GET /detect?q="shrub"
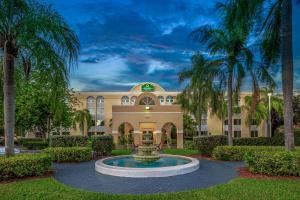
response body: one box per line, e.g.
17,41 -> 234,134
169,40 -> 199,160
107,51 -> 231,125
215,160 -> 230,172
0,153 -> 52,181
245,151 -> 300,176
212,146 -> 292,161
49,135 -> 88,147
184,140 -> 195,150
43,147 -> 92,162
22,141 -> 49,150
92,135 -> 113,156
193,136 -> 227,155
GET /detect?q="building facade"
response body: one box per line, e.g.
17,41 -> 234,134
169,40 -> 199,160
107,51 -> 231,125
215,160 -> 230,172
71,82 -> 267,148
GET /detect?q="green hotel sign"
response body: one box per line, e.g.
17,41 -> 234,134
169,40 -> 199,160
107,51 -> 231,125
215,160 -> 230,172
141,83 -> 155,92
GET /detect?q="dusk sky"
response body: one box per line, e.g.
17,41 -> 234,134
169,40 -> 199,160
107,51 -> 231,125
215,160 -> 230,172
45,0 -> 300,92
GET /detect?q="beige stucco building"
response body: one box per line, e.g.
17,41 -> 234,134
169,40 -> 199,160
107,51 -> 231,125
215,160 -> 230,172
71,82 -> 267,148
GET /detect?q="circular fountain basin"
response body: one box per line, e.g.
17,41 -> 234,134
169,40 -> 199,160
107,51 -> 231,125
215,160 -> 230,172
95,154 -> 199,177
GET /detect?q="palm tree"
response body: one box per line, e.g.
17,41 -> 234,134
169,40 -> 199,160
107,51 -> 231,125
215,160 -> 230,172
72,109 -> 92,136
178,54 -> 216,136
227,0 -> 296,150
0,0 -> 79,155
242,88 -> 283,136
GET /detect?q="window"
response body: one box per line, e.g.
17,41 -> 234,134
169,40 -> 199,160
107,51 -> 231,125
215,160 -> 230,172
201,119 -> 207,125
251,130 -> 258,137
166,96 -> 173,104
224,119 -> 228,125
87,96 -> 95,115
131,96 -> 137,104
158,96 -> 164,104
96,96 -> 104,122
224,131 -> 228,136
200,131 -> 208,136
251,119 -> 258,125
121,96 -> 130,105
234,131 -> 241,138
234,119 -> 241,125
139,97 -> 155,105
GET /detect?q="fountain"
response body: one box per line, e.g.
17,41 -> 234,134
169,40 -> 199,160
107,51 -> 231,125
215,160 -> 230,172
95,132 -> 200,177
133,132 -> 159,162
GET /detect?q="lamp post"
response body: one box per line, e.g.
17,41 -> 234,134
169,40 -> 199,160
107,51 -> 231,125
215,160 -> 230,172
267,93 -> 272,137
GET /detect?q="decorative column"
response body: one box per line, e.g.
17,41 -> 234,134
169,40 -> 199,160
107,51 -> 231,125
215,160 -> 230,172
133,131 -> 142,146
111,130 -> 119,144
177,130 -> 184,149
154,130 -> 162,145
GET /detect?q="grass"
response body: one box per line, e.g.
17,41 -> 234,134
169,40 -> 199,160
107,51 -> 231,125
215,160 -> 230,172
111,149 -> 132,156
163,148 -> 199,156
0,177 -> 300,200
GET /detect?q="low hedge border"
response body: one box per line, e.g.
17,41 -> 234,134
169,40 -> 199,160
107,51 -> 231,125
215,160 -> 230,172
21,141 -> 49,150
212,146 -> 298,161
43,147 -> 92,162
49,135 -> 88,147
244,151 -> 300,176
0,153 -> 52,181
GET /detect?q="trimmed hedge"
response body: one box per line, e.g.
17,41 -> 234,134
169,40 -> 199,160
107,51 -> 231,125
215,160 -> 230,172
194,131 -> 300,155
0,153 -> 52,181
194,136 -> 227,155
212,146 -> 294,161
245,151 -> 300,176
49,135 -> 88,147
43,147 -> 92,162
92,135 -> 113,156
22,141 -> 48,150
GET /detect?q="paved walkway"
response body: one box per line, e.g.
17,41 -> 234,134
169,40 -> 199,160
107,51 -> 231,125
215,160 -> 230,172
53,158 -> 245,194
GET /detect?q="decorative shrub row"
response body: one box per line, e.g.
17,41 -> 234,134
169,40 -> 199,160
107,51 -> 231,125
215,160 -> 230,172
244,151 -> 300,176
193,136 -> 227,155
193,131 -> 300,155
49,135 -> 88,147
0,153 -> 52,181
21,141 -> 49,150
43,147 -> 92,162
212,146 -> 293,161
92,135 -> 114,156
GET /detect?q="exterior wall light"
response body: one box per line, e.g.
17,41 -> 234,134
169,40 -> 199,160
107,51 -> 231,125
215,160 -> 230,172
145,106 -> 150,110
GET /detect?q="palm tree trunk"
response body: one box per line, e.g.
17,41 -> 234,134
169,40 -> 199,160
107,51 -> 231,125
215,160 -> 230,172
227,72 -> 233,145
281,0 -> 294,151
3,42 -> 16,156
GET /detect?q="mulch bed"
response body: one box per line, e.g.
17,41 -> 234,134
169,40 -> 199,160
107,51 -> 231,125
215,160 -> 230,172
0,170 -> 55,184
238,167 -> 300,180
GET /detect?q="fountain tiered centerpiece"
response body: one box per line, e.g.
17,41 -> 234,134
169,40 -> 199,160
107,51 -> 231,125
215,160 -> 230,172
133,132 -> 160,162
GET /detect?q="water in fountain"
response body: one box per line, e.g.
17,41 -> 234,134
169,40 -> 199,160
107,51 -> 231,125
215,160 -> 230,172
133,132 -> 160,162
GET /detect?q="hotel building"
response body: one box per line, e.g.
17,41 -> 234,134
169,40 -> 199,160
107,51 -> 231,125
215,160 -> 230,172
71,82 -> 267,148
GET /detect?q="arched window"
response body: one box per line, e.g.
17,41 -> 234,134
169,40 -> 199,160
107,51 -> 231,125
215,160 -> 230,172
131,96 -> 137,104
166,96 -> 173,104
87,96 -> 95,115
121,96 -> 130,105
139,97 -> 155,105
96,96 -> 104,122
158,96 -> 164,104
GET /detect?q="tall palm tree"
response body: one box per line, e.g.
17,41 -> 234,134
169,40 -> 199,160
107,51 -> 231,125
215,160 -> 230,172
0,0 -> 79,156
228,0 -> 296,150
178,54 -> 217,136
72,109 -> 92,136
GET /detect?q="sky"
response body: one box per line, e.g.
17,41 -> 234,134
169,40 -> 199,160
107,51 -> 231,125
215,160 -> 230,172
45,0 -> 300,92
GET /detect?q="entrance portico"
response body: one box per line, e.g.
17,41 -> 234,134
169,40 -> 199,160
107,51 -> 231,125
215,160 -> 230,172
111,92 -> 183,148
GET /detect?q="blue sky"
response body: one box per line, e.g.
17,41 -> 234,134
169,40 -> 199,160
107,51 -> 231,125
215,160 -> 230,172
45,0 -> 300,92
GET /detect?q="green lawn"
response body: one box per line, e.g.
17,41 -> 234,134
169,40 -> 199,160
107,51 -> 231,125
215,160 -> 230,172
162,148 -> 199,156
0,177 -> 300,200
111,149 -> 133,156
